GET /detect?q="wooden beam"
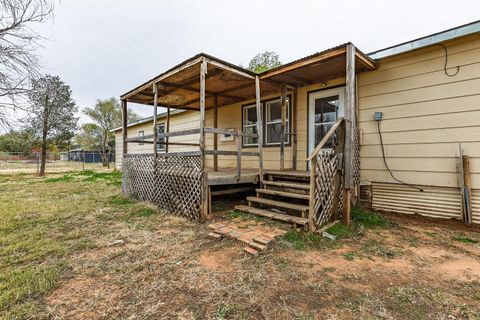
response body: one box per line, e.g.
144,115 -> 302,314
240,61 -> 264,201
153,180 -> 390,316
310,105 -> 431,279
261,48 -> 346,79
165,107 -> 170,153
308,156 -> 316,231
206,58 -> 255,79
355,51 -> 377,70
205,150 -> 259,157
121,100 -> 128,157
152,84 -> 158,158
292,88 -> 298,170
255,76 -> 264,186
159,81 -> 243,100
280,83 -> 287,171
236,132 -> 242,181
199,58 -> 207,223
213,95 -> 218,171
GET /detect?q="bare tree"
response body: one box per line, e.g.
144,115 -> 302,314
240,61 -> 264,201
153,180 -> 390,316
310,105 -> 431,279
0,0 -> 54,129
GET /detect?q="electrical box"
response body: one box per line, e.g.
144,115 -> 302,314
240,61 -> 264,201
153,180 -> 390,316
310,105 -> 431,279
374,112 -> 383,121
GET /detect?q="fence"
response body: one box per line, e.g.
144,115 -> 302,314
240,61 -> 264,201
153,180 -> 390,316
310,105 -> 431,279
0,151 -> 115,174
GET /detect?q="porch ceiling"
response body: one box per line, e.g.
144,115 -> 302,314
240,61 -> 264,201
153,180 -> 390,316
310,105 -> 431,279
121,53 -> 279,110
121,44 -> 377,110
259,43 -> 377,86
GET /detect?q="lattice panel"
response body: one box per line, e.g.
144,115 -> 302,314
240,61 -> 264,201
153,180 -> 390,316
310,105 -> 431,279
313,150 -> 339,226
122,155 -> 202,221
351,128 -> 361,205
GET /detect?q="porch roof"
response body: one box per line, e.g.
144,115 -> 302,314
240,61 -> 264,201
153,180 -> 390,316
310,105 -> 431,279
120,43 -> 376,110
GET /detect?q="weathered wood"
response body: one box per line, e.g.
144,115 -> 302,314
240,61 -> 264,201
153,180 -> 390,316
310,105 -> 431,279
204,127 -> 238,136
331,121 -> 346,221
316,220 -> 340,234
307,118 -> 344,161
206,58 -> 255,79
213,95 -> 218,171
236,132 -> 242,181
126,140 -> 199,147
280,83 -> 287,171
204,150 -> 259,157
234,205 -> 308,226
342,189 -> 351,225
247,196 -> 308,212
292,88 -> 298,170
344,43 -> 356,190
199,58 -> 208,223
264,170 -> 310,178
152,83 -> 159,158
157,128 -> 201,139
256,188 -> 309,200
121,100 -> 128,156
462,154 -> 473,224
308,156 -> 316,230
211,186 -> 254,196
165,107 -> 170,153
255,76 -> 264,186
262,180 -> 310,190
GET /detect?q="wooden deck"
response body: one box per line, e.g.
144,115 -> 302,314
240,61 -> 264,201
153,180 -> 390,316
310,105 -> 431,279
206,167 -> 259,185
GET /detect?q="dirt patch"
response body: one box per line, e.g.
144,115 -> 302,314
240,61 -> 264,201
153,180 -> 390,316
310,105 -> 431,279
46,276 -> 125,319
198,246 -> 239,272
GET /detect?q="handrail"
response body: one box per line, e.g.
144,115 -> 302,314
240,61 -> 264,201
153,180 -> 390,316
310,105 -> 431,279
307,118 -> 344,161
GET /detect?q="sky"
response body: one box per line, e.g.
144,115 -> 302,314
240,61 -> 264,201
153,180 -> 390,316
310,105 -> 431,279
27,0 -> 480,124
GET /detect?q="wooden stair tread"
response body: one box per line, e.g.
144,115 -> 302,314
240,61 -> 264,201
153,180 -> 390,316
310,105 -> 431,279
247,196 -> 309,212
264,170 -> 310,178
235,205 -> 308,225
256,188 -> 309,200
263,180 -> 310,190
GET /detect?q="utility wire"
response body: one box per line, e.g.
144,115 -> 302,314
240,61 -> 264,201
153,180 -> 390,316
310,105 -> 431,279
377,121 -> 424,192
437,44 -> 460,77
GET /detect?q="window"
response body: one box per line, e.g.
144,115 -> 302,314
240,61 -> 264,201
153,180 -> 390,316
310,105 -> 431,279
314,95 -> 338,149
242,104 -> 259,146
138,131 -> 144,145
266,98 -> 289,145
157,123 -> 165,152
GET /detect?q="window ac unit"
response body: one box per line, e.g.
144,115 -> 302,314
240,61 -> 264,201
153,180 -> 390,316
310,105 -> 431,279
219,129 -> 235,142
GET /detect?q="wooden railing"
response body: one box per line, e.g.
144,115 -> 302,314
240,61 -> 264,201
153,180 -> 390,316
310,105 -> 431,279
126,127 -> 259,181
307,118 -> 345,231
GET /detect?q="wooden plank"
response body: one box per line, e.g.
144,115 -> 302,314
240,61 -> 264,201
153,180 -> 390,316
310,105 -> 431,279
204,150 -> 259,157
345,43 -> 356,192
280,83 -> 287,171
342,189 -> 351,225
165,107 -> 170,153
204,127 -> 238,136
264,170 -> 310,178
211,186 -> 254,196
199,58 -> 207,223
255,76 -> 264,186
157,128 -> 201,138
126,140 -> 199,146
308,156 -> 316,231
263,180 -> 310,190
316,220 -> 340,233
256,188 -> 309,200
234,205 -> 308,225
246,196 -> 309,212
307,118 -> 344,161
236,132 -> 242,181
292,88 -> 298,170
121,100 -> 128,156
153,83 -> 158,158
462,154 -> 473,224
206,58 -> 255,79
213,95 -> 218,171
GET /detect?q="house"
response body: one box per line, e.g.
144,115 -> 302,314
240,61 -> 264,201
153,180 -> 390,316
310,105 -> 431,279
63,148 -> 115,163
113,20 -> 480,228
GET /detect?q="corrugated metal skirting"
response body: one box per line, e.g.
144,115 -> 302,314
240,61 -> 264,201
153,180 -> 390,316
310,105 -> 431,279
371,182 -> 467,221
471,189 -> 480,225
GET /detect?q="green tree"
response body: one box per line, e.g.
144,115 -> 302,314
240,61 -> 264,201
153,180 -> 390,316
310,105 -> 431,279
247,51 -> 282,73
23,75 -> 78,175
79,97 -> 140,167
0,130 -> 36,154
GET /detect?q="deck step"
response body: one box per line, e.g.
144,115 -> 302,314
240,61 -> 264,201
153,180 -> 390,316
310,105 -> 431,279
246,196 -> 309,212
263,180 -> 310,190
256,188 -> 309,200
264,170 -> 310,178
235,205 -> 308,225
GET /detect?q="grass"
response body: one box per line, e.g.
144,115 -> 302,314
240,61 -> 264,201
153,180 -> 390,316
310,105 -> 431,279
327,207 -> 393,239
452,235 -> 478,244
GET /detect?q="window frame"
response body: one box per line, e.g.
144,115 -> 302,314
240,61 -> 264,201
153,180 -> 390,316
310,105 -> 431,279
265,97 -> 291,146
240,94 -> 293,148
138,130 -> 144,145
242,103 -> 261,147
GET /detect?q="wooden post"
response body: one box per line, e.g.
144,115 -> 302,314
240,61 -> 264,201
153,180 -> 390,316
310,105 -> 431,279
121,99 -> 128,157
213,94 -> 219,171
153,83 -> 159,158
343,43 -> 356,225
280,83 -> 287,171
236,132 -> 242,181
308,157 -> 316,231
462,154 -> 473,224
165,106 -> 170,153
292,88 -> 298,171
255,76 -> 264,186
199,58 -> 208,223
332,121 -> 345,221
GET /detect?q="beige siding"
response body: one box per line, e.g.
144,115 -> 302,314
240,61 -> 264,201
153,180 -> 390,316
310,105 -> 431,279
358,34 -> 480,222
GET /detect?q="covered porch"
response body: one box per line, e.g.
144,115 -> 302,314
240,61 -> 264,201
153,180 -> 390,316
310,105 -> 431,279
120,44 -> 376,229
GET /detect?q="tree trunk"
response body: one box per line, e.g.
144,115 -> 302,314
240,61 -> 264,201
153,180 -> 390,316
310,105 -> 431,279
39,133 -> 47,176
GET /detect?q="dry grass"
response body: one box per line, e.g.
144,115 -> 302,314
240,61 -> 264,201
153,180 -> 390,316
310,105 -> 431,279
1,171 -> 480,319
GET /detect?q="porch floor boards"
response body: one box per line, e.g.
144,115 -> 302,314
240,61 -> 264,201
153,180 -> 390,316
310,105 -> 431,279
205,167 -> 259,186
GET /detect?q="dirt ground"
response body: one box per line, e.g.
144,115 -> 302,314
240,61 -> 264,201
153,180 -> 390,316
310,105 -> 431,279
1,172 -> 479,320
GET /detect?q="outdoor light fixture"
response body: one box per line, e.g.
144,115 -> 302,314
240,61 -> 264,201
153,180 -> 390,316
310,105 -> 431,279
321,81 -> 327,87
